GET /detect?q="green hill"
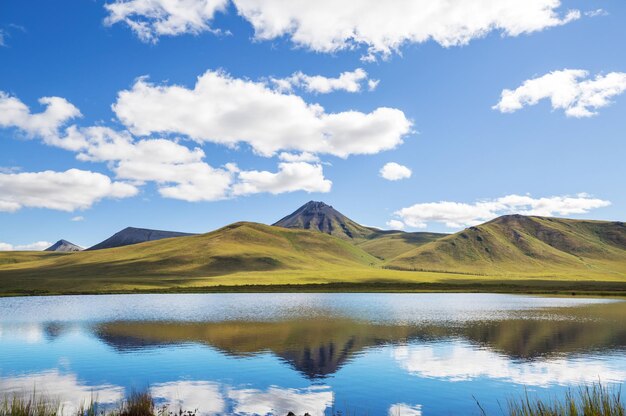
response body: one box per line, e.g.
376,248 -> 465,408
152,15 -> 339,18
1,213 -> 625,296
387,215 -> 626,277
356,230 -> 446,260
0,222 -> 385,294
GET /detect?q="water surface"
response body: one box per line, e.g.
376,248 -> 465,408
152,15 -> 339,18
1,293 -> 625,415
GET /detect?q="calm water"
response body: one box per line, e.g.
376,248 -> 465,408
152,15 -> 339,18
0,293 -> 625,415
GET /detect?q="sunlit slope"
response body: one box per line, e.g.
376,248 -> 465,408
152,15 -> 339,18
387,215 -> 626,276
356,231 -> 446,260
0,222 -> 380,290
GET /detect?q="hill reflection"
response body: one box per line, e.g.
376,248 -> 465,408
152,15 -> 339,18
94,301 -> 626,379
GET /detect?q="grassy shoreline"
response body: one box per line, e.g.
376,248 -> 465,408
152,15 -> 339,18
1,280 -> 626,298
2,383 -> 624,415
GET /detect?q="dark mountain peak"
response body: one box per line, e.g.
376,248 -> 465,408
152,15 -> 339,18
273,201 -> 374,240
87,227 -> 196,251
302,200 -> 332,210
45,240 -> 83,252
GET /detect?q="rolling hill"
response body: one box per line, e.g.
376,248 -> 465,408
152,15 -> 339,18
0,205 -> 625,296
0,222 -> 383,294
387,214 -> 626,276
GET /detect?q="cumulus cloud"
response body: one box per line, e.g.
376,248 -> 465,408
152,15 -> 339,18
0,93 -> 81,144
386,220 -> 405,231
71,216 -> 85,222
0,241 -> 53,251
233,162 -> 331,195
392,193 -> 611,229
104,0 -> 229,43
278,152 -> 320,163
494,69 -> 626,117
271,68 -> 376,94
235,0 -> 579,59
0,169 -> 138,212
105,0 -> 580,60
0,92 -> 336,203
380,162 -> 412,181
113,71 -> 411,157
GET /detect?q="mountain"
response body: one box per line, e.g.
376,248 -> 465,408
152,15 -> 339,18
45,240 -> 83,252
273,201 -> 376,240
387,215 -> 626,275
273,201 -> 446,258
87,227 -> 196,251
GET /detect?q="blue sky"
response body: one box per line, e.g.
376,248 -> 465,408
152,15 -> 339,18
1,0 -> 625,249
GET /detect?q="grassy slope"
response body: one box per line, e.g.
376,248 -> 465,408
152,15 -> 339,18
387,215 -> 626,279
1,217 -> 625,296
356,231 -> 446,260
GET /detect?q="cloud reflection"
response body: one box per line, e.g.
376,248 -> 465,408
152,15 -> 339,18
393,341 -> 626,387
388,403 -> 422,416
150,381 -> 225,415
228,385 -> 333,416
0,370 -> 124,414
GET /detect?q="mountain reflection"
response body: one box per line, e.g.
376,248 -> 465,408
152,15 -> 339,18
94,301 -> 626,379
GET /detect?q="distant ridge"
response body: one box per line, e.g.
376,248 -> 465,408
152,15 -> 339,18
273,201 -> 376,240
87,227 -> 196,251
45,239 -> 83,252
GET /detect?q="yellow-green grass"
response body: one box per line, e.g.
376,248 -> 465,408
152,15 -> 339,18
387,216 -> 626,276
355,231 -> 445,260
1,219 -> 625,296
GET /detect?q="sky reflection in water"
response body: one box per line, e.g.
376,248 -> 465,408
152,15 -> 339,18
0,293 -> 625,415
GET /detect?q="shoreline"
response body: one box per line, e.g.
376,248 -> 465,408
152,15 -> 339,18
2,280 -> 626,298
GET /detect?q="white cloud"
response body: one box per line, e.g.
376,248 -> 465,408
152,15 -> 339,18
368,79 -> 380,91
0,92 -> 81,144
228,386 -> 333,416
71,216 -> 85,222
0,241 -> 52,251
386,220 -> 406,231
233,162 -> 331,196
585,9 -> 608,18
278,152 -> 320,163
112,70 -> 411,157
393,193 -> 611,229
494,69 -> 626,117
0,169 -> 138,212
104,1 -> 580,60
104,0 -> 229,43
234,0 -> 579,59
380,162 -> 412,181
0,30 -> 5,47
271,68 -> 374,94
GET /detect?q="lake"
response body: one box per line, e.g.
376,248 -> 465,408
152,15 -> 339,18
0,293 -> 625,415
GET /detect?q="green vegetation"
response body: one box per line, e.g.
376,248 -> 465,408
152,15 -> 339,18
485,383 -> 625,416
0,216 -> 625,296
388,215 -> 626,277
355,230 -> 445,260
2,384 -> 624,416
